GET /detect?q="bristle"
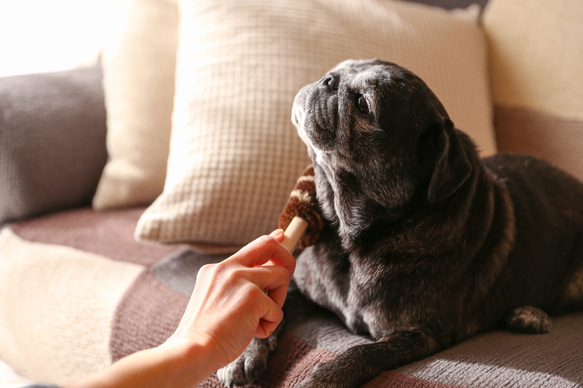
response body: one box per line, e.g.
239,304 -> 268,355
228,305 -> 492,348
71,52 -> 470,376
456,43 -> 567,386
278,165 -> 324,249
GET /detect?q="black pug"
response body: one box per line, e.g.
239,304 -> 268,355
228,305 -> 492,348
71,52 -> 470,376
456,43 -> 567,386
218,59 -> 583,387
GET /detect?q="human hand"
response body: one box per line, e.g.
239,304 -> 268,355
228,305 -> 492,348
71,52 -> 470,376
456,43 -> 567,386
165,229 -> 296,367
61,232 -> 295,388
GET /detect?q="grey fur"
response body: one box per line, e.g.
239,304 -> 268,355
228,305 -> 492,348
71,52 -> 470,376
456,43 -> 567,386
218,59 -> 583,387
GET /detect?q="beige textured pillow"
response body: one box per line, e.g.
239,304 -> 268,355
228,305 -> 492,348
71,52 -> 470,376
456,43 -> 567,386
92,0 -> 178,210
136,0 -> 496,251
484,0 -> 583,181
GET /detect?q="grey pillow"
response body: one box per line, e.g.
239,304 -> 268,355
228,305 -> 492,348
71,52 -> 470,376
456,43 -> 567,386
406,0 -> 489,9
0,65 -> 107,225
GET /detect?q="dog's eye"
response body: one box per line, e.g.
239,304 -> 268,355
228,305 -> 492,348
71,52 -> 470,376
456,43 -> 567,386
356,94 -> 370,115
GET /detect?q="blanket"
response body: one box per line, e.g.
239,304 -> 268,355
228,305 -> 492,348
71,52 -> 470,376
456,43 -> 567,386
0,208 -> 581,387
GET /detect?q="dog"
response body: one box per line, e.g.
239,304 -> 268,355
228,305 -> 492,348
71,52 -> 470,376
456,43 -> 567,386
218,59 -> 583,387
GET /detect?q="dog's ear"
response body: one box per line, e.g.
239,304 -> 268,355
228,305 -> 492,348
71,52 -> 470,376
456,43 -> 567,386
427,119 -> 472,205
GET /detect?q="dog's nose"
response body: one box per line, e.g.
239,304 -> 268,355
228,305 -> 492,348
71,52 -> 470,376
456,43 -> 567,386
319,74 -> 339,91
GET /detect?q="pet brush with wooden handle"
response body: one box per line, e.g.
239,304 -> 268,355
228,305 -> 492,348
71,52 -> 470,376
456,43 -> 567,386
280,216 -> 309,252
278,165 -> 324,252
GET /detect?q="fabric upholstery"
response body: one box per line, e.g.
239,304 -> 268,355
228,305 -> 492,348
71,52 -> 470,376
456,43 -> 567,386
92,0 -> 178,210
136,0 -> 496,251
409,0 -> 489,9
0,66 -> 107,226
484,0 -> 583,181
1,208 -> 581,387
0,227 -> 144,382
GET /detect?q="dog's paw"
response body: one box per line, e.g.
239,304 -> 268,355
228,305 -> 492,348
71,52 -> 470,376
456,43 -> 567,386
216,355 -> 251,387
294,361 -> 352,388
217,337 -> 272,387
505,306 -> 552,334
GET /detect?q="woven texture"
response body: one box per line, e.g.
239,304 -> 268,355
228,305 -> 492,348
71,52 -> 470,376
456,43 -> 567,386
136,0 -> 496,250
92,0 -> 178,210
1,209 -> 582,387
0,227 -> 144,382
0,66 -> 107,225
484,0 -> 583,181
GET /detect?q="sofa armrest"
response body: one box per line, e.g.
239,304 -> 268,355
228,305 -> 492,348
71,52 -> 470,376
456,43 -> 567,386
0,65 -> 107,225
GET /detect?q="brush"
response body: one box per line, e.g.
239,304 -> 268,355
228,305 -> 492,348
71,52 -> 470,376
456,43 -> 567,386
278,165 -> 324,252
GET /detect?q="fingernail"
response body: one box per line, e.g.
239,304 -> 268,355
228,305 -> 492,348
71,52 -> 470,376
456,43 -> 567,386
270,229 -> 285,241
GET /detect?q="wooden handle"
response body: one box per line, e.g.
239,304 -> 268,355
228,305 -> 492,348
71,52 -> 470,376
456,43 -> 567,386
281,216 -> 308,252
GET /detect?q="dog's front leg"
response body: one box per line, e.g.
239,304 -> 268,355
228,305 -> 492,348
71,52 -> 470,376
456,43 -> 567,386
217,324 -> 283,387
296,329 -> 443,388
217,281 -> 317,387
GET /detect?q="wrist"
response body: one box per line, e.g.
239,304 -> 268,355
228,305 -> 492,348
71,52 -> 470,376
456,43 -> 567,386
160,332 -> 229,387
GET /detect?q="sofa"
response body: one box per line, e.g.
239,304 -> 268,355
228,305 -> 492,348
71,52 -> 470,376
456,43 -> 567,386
1,0 -> 582,387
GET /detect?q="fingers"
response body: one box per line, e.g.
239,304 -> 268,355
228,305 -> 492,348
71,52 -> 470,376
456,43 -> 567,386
253,264 -> 291,308
247,283 -> 285,339
176,231 -> 295,350
255,303 -> 284,338
226,231 -> 296,278
269,229 -> 286,242
248,264 -> 289,338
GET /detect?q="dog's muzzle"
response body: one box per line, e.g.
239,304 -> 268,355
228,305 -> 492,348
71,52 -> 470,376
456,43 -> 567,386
292,84 -> 311,129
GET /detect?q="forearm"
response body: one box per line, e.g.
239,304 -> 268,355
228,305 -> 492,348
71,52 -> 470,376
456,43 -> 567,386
62,339 -> 220,388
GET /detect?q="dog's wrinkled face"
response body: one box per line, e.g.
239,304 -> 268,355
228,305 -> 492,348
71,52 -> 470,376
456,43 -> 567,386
292,59 -> 470,240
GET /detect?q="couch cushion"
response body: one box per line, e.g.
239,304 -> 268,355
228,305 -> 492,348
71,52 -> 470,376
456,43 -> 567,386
484,0 -> 583,181
0,66 -> 107,226
92,0 -> 179,210
135,0 -> 496,251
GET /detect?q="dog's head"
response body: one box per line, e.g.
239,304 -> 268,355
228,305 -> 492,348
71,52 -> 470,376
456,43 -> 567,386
292,59 -> 472,237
